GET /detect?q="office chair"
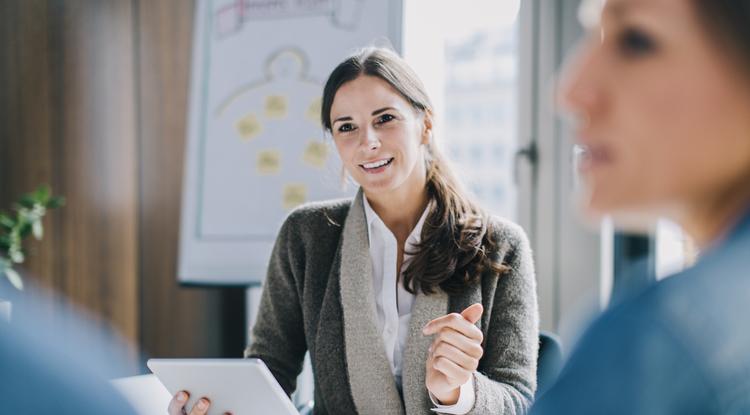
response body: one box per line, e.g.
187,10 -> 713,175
536,331 -> 563,399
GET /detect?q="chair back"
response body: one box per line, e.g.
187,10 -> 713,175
537,331 -> 563,398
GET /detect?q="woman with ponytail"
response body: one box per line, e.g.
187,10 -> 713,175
170,47 -> 539,415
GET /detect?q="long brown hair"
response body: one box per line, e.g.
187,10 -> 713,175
321,47 -> 507,295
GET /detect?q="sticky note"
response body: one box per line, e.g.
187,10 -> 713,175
257,150 -> 281,175
265,95 -> 288,119
282,184 -> 307,210
236,113 -> 262,140
303,140 -> 328,168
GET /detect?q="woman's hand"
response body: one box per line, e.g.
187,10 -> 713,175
168,391 -> 231,415
422,303 -> 484,405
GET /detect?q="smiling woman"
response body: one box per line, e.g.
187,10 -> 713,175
169,47 -> 541,415
321,49 -> 508,296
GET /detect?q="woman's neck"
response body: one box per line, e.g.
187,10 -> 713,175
365,186 -> 429,243
679,179 -> 750,249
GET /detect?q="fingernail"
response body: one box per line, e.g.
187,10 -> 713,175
198,399 -> 208,409
177,392 -> 186,402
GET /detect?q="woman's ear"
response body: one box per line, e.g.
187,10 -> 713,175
421,110 -> 434,145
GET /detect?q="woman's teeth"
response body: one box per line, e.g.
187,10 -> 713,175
361,158 -> 393,169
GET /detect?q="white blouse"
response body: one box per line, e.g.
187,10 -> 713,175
362,194 -> 474,414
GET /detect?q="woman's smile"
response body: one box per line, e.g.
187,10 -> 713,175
360,157 -> 395,174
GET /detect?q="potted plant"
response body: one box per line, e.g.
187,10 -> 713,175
0,185 -> 64,321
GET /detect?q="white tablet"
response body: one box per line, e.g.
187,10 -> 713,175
147,358 -> 299,415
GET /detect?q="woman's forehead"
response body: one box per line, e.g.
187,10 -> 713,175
330,76 -> 412,115
581,0 -> 679,28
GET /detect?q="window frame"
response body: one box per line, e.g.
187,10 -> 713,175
517,0 -> 605,339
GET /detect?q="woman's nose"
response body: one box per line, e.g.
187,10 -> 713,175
362,127 -> 381,150
558,39 -> 604,120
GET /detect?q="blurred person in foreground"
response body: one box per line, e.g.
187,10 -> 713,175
532,0 -> 750,413
0,281 -> 136,414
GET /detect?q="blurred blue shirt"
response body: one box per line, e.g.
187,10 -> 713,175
0,283 -> 136,414
532,208 -> 750,414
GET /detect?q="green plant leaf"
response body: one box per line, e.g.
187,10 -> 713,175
9,248 -> 24,264
1,185 -> 63,267
34,185 -> 51,203
18,222 -> 33,239
32,220 -> 43,239
18,195 -> 36,209
0,213 -> 14,229
48,196 -> 65,209
4,267 -> 23,290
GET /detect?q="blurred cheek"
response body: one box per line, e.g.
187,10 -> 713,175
585,89 -> 750,215
584,94 -> 688,213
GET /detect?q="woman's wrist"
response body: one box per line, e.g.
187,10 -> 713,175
433,387 -> 461,405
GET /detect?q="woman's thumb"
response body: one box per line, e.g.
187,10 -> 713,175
460,303 -> 483,324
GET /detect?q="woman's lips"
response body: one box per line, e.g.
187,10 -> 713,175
359,157 -> 394,174
577,144 -> 613,173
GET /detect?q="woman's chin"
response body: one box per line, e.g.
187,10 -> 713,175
574,187 -> 658,233
572,190 -> 607,230
358,180 -> 397,197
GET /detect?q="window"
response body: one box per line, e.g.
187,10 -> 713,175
404,0 -> 521,221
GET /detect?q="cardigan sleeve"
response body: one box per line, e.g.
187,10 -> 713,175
244,213 -> 307,396
467,220 -> 539,415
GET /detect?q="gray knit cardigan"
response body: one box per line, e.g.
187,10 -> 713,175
246,190 -> 539,414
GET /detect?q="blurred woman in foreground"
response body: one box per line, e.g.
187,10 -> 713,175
533,0 -> 750,414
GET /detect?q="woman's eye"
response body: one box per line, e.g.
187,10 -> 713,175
618,27 -> 656,56
338,123 -> 356,133
376,114 -> 395,124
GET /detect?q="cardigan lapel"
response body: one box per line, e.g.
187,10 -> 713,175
339,189 -> 405,415
402,288 -> 449,414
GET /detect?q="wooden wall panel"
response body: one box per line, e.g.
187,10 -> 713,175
0,0 -> 140,371
135,0 -> 228,359
1,0 -> 244,370
54,0 -> 139,356
0,0 -> 57,290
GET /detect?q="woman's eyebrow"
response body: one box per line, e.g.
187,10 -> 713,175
372,107 -> 397,116
333,107 -> 397,124
333,115 -> 352,124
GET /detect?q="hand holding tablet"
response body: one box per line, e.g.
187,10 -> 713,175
169,390 -> 214,415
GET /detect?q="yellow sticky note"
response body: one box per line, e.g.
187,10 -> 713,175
306,97 -> 322,125
257,150 -> 281,175
236,113 -> 262,140
302,140 -> 328,168
282,184 -> 307,210
265,95 -> 288,119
